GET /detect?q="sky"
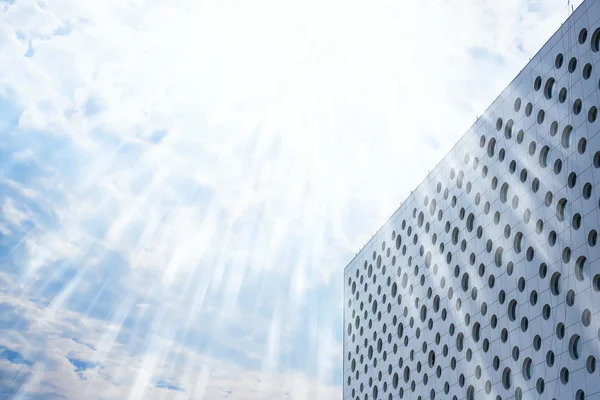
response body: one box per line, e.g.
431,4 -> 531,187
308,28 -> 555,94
0,0 -> 584,399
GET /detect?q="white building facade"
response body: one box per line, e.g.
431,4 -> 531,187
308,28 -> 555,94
344,2 -> 600,399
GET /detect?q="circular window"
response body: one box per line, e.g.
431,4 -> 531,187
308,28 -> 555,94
539,145 -> 550,167
537,109 -> 545,124
589,106 -> 597,123
568,57 -> 578,73
550,272 -> 562,295
545,191 -> 553,206
580,28 -> 588,44
563,246 -> 571,263
544,77 -> 555,99
562,125 -> 573,147
508,299 -> 518,321
579,138 -> 587,153
487,138 -> 496,157
560,367 -> 569,384
500,183 -> 509,203
559,87 -> 567,103
574,99 -> 583,115
514,232 -> 523,253
556,198 -> 567,221
583,309 -> 592,326
554,159 -> 563,174
495,247 -> 503,267
522,357 -> 533,380
540,263 -> 548,278
532,177 -> 540,192
569,334 -> 581,360
568,171 -> 577,188
567,289 -> 576,306
502,367 -> 512,390
534,76 -> 542,91
496,118 -> 503,131
583,63 -> 593,79
587,356 -> 597,373
525,102 -> 533,117
592,28 -> 600,52
575,256 -> 587,281
555,53 -> 564,68
589,230 -> 598,246
504,119 -> 514,139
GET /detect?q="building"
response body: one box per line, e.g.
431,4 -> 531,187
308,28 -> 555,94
344,2 -> 600,399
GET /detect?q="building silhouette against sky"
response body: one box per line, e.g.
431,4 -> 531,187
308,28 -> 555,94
344,1 -> 600,399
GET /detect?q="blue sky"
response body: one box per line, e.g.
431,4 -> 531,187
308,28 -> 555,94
0,0 -> 582,399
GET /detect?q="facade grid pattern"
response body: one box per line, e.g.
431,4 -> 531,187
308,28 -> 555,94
343,1 -> 600,399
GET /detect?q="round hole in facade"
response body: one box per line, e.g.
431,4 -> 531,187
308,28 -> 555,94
589,106 -> 597,123
567,289 -> 576,306
568,172 -> 577,188
539,145 -> 550,167
534,76 -> 542,90
556,53 -> 564,67
536,219 -> 544,234
495,247 -> 503,267
554,159 -> 562,174
579,138 -> 587,154
537,109 -> 545,124
573,213 -> 582,229
593,28 -> 600,52
487,137 -> 496,157
547,350 -> 555,367
575,256 -> 587,281
466,385 -> 475,400
526,247 -> 534,261
563,247 -> 571,263
500,183 -> 509,203
550,271 -> 562,295
550,121 -> 558,136
589,230 -> 598,246
514,97 -> 521,112
559,87 -> 567,103
562,125 -> 573,148
556,198 -> 567,221
574,99 -> 583,115
583,63 -> 593,79
544,77 -> 555,99
502,367 -> 511,390
580,28 -> 588,44
525,102 -> 533,117
514,232 -> 523,253
587,356 -> 597,373
569,57 -> 578,73
532,178 -> 540,192
508,299 -> 517,321
504,119 -> 514,139
583,309 -> 592,326
536,378 -> 544,394
456,332 -> 464,352
543,304 -> 551,319
569,334 -> 581,360
520,168 -> 528,182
